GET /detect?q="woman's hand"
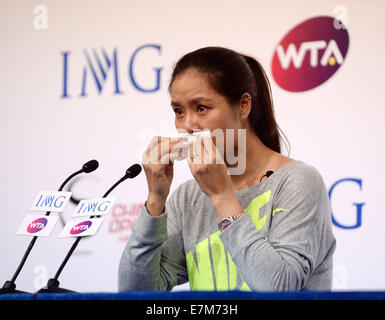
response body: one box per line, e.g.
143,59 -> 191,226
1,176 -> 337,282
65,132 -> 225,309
187,136 -> 243,219
142,136 -> 184,217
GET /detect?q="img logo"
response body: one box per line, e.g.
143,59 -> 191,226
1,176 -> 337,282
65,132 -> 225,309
61,44 -> 163,98
27,218 -> 48,233
70,220 -> 92,235
271,16 -> 349,92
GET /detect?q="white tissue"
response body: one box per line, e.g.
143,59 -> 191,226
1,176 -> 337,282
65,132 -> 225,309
175,130 -> 211,144
174,130 -> 211,161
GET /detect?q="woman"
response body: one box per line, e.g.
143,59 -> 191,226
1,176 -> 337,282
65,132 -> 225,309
118,47 -> 336,291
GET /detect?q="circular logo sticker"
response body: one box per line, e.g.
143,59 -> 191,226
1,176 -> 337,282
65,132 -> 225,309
27,217 -> 48,233
70,220 -> 92,235
271,16 -> 349,92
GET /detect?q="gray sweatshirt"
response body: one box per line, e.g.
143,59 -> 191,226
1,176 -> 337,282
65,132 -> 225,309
118,160 -> 336,291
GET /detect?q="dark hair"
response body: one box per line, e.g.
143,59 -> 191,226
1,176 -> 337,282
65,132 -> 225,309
169,46 -> 289,154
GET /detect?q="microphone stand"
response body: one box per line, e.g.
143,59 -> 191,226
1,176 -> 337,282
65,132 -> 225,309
0,160 -> 98,294
37,165 -> 141,294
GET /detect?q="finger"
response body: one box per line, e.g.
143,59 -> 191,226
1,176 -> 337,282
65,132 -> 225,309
187,137 -> 204,165
168,149 -> 185,162
159,137 -> 186,159
144,137 -> 184,164
170,138 -> 189,155
157,139 -> 185,164
191,135 -> 215,165
202,135 -> 225,165
143,136 -> 161,164
159,151 -> 175,165
201,136 -> 215,164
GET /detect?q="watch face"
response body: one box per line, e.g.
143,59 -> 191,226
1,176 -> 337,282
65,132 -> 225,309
220,218 -> 232,231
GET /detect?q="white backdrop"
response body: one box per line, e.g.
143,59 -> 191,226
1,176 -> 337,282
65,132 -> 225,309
0,0 -> 384,293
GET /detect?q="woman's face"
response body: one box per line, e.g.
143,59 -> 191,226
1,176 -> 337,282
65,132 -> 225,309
170,68 -> 242,135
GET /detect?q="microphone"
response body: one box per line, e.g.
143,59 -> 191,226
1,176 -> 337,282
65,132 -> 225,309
259,170 -> 274,183
125,163 -> 142,178
102,163 -> 142,198
266,170 -> 274,178
0,160 -> 99,295
37,164 -> 142,293
81,160 -> 99,174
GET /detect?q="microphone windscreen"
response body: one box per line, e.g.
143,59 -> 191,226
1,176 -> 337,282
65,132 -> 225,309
82,159 -> 99,173
125,164 -> 142,179
266,170 -> 274,177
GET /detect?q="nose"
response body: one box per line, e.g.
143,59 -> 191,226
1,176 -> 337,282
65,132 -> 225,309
176,111 -> 201,134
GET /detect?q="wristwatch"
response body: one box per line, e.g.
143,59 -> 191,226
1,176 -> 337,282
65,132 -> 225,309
218,212 -> 246,232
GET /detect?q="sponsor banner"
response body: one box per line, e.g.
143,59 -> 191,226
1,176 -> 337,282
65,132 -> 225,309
30,191 -> 72,213
60,44 -> 163,99
271,16 -> 349,92
17,214 -> 59,237
108,202 -> 143,243
72,197 -> 116,218
59,217 -> 104,238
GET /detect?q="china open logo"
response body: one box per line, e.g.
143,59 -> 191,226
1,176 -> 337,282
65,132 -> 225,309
271,16 -> 349,92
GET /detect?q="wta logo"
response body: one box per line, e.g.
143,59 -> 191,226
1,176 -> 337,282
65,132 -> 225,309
70,220 -> 92,235
271,16 -> 349,92
27,217 -> 48,233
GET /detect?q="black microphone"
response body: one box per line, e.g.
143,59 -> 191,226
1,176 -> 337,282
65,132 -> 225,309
266,170 -> 274,178
81,160 -> 99,174
37,164 -> 142,294
0,160 -> 99,295
125,163 -> 142,178
102,163 -> 142,198
259,170 -> 274,183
